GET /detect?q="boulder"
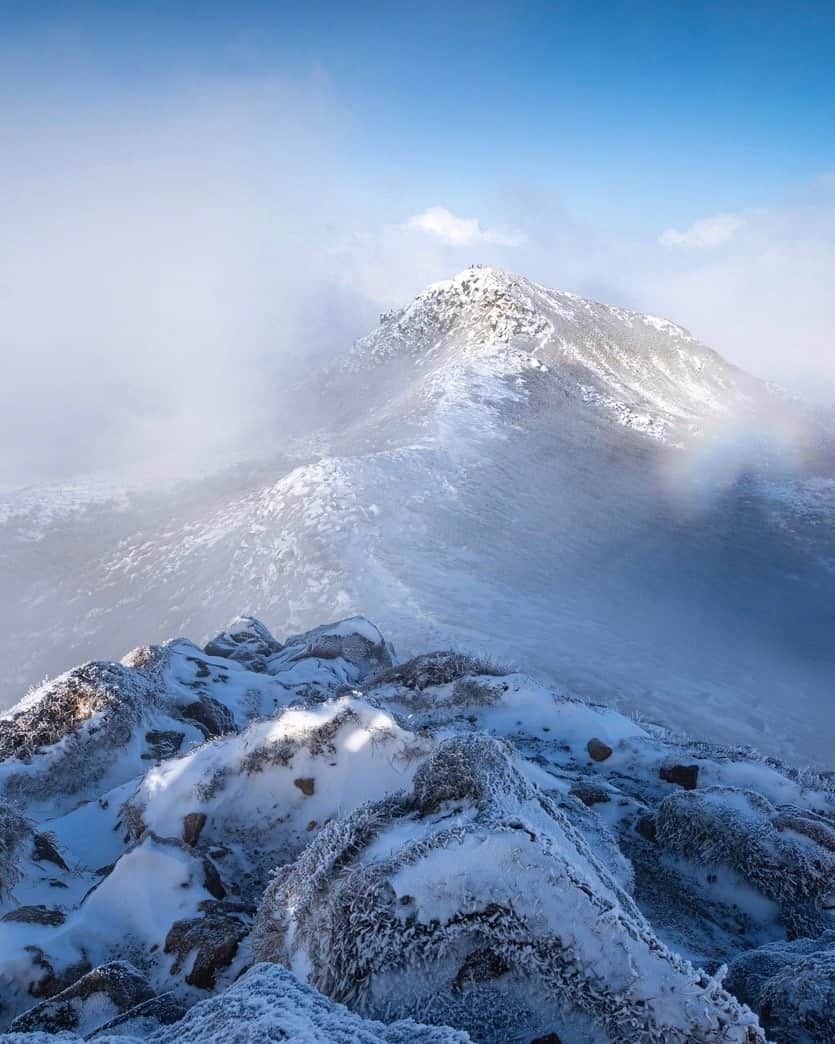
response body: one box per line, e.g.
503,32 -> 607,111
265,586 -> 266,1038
587,738 -> 613,762
8,961 -> 153,1036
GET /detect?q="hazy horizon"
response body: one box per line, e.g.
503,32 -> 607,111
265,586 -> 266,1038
2,1 -> 835,489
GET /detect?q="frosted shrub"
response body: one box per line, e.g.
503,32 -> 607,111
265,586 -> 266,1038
0,801 -> 32,898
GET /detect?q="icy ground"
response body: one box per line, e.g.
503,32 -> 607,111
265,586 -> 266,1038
0,614 -> 834,1042
2,267 -> 834,767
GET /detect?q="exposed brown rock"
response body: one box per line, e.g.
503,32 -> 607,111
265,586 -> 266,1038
202,857 -> 226,900
183,812 -> 207,847
586,738 -> 613,762
635,814 -> 658,843
165,911 -> 248,989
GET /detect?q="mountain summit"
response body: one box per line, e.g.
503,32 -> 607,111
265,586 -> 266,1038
2,270 -> 834,764
341,265 -> 766,445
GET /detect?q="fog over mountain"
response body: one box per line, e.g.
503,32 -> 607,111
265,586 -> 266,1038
3,267 -> 833,765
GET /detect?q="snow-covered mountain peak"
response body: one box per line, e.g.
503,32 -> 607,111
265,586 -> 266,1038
345,266 -> 765,446
361,265 -> 550,363
369,264 -> 700,358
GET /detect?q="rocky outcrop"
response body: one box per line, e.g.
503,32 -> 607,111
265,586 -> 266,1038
8,962 -> 153,1036
0,662 -> 159,803
656,787 -> 835,937
253,735 -> 765,1043
164,906 -> 248,989
204,615 -> 283,670
180,695 -> 237,739
4,614 -> 835,1041
726,932 -> 835,1044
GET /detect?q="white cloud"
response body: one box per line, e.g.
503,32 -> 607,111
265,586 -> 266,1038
407,205 -> 524,247
659,213 -> 743,249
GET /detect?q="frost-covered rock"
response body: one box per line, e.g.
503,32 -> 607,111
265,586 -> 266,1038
0,965 -> 469,1044
726,932 -> 835,1043
254,735 -> 765,1043
0,804 -> 31,899
203,615 -> 283,671
89,991 -> 186,1039
8,613 -> 835,1040
8,961 -> 153,1036
266,617 -> 395,691
656,787 -> 835,937
0,662 -> 161,805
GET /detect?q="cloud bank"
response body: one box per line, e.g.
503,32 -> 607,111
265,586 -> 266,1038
659,213 -> 744,249
407,206 -> 525,247
1,64 -> 834,492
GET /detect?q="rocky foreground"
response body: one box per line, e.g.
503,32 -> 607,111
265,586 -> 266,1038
0,616 -> 833,1042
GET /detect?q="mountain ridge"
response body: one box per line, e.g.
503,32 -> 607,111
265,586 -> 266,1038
1,268 -> 833,765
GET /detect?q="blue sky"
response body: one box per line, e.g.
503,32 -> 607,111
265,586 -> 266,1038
3,1 -> 834,230
1,1 -> 835,483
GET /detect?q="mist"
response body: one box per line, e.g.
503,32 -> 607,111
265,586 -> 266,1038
0,72 -> 377,490
3,68 -> 835,493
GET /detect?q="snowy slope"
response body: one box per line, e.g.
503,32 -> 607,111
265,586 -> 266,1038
1,267 -> 834,767
3,614 -> 835,1041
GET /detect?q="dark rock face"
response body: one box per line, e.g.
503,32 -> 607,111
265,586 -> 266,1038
181,696 -> 237,738
144,730 -> 185,761
293,777 -> 315,797
165,910 -> 249,989
635,814 -> 658,843
32,832 -> 68,870
2,904 -> 65,926
9,961 -> 153,1034
586,738 -> 613,762
183,811 -> 207,846
202,857 -> 227,899
659,764 -> 699,790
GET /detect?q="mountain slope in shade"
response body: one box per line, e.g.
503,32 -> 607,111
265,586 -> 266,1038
1,267 -> 834,764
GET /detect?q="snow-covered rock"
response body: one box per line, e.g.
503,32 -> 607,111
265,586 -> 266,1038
8,961 -> 153,1036
726,932 -> 835,1043
1,622 -> 835,1040
253,733 -> 765,1043
0,964 -> 469,1043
